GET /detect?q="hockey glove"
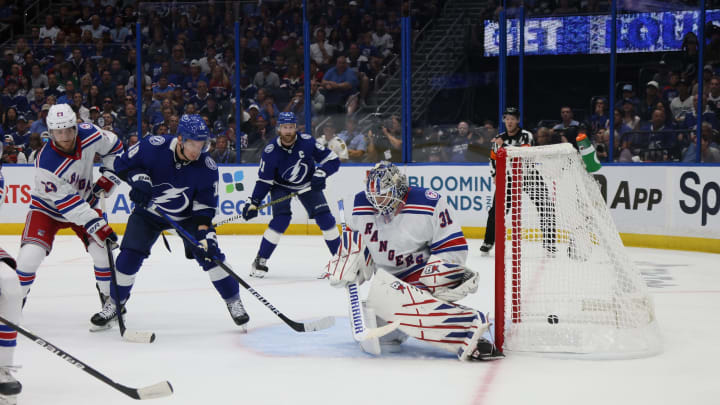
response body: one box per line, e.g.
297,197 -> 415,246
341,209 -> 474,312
92,168 -> 123,198
192,229 -> 225,269
241,198 -> 260,221
85,217 -> 118,246
128,173 -> 153,208
311,169 -> 327,191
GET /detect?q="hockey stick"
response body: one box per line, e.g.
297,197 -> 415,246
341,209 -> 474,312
0,314 -> 172,400
100,197 -> 156,343
336,200 -> 400,345
150,205 -> 334,333
212,187 -> 311,227
106,239 -> 156,344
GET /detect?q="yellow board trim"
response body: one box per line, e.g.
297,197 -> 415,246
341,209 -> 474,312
0,224 -> 717,253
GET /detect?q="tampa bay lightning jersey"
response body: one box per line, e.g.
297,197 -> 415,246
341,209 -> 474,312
114,135 -> 219,221
252,132 -> 340,201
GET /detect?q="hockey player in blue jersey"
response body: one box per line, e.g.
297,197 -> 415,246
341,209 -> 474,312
242,111 -> 341,278
90,114 -> 249,329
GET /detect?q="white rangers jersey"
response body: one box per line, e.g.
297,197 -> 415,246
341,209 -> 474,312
345,187 -> 468,281
30,123 -> 123,226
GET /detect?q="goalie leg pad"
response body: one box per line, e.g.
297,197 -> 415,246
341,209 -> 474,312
366,270 -> 489,358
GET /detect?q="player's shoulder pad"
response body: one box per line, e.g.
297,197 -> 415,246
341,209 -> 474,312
263,142 -> 275,154
147,135 -> 169,147
405,187 -> 442,208
35,143 -> 67,172
77,122 -> 99,138
203,154 -> 217,171
300,132 -> 313,141
351,191 -> 375,216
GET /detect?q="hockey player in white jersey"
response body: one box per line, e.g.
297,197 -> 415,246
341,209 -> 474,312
0,167 -> 23,405
14,104 -> 123,325
324,161 -> 503,361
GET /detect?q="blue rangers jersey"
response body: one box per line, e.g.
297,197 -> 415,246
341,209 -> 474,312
30,123 -> 123,225
114,135 -> 219,221
251,132 -> 340,201
346,187 -> 468,282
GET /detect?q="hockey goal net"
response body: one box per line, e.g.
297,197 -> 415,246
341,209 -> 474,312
493,143 -> 661,358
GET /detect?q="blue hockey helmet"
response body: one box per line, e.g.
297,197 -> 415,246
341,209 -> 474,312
278,112 -> 297,125
177,114 -> 210,152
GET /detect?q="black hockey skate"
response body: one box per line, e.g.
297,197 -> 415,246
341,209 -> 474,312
479,243 -> 493,256
0,366 -> 22,405
90,299 -> 119,331
249,256 -> 268,278
226,298 -> 250,326
465,337 -> 505,361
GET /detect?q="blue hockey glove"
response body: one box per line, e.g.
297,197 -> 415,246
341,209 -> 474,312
311,169 -> 327,191
129,173 -> 153,208
242,198 -> 260,221
193,229 -> 225,269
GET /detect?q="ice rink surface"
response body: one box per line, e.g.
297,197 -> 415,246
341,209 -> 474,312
2,234 -> 718,405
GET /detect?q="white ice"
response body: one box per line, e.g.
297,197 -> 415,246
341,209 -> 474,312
2,234 -> 718,405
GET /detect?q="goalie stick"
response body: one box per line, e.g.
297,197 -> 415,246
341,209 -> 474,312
150,205 -> 334,333
101,198 -> 156,343
0,314 -> 172,400
336,199 -> 400,347
213,187 -> 312,227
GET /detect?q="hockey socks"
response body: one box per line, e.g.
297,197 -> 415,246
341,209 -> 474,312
206,266 -> 240,300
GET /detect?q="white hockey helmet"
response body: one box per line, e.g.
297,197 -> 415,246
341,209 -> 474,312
47,104 -> 78,137
365,161 -> 409,219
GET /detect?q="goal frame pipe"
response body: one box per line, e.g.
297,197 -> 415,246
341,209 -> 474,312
494,148 -> 507,352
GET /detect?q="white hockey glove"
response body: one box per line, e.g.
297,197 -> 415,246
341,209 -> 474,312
92,169 -> 123,198
417,257 -> 479,302
325,230 -> 376,288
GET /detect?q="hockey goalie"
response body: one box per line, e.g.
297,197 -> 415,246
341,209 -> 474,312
324,161 -> 503,361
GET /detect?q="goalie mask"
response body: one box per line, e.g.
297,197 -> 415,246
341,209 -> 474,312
365,161 -> 408,219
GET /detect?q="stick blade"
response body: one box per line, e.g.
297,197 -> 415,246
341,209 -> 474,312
134,381 -> 174,400
302,316 -> 335,332
122,330 -> 156,344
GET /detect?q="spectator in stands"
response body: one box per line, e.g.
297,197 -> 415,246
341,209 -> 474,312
30,64 -> 48,89
708,76 -> 720,113
337,117 -> 367,162
39,15 -> 60,43
28,88 -> 45,119
101,97 -> 117,119
620,99 -> 641,130
643,108 -> 676,160
199,96 -> 224,125
88,106 -> 101,126
692,65 -> 714,96
683,122 -> 720,162
535,126 -> 553,146
552,106 -> 579,133
368,114 -> 402,162
680,32 -> 699,77
639,81 -> 662,122
2,108 -> 18,135
110,59 -> 130,87
153,76 -> 174,101
84,15 -> 109,40
448,121 -> 473,162
1,78 -> 29,113
253,57 -> 280,90
321,56 -> 358,114
167,115 -> 180,136
198,45 -> 218,76
184,60 -> 208,93
619,84 -> 639,108
662,71 -> 680,102
671,79 -> 695,124
110,16 -> 130,44
30,104 -> 49,138
23,133 -> 44,164
117,103 -> 139,141
72,91 -> 90,122
208,65 -> 231,99
283,89 -> 305,115
701,128 -> 720,163
588,97 -> 608,136
210,135 -> 234,164
681,93 -> 720,131
10,115 -> 30,149
190,80 -> 210,111
372,20 -> 394,58
310,29 -> 334,68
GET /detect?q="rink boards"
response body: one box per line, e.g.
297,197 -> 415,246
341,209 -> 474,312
0,163 -> 718,253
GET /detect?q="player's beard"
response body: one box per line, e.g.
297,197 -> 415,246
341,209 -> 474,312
279,131 -> 296,147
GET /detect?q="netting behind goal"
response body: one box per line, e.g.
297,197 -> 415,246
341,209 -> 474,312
493,144 -> 662,359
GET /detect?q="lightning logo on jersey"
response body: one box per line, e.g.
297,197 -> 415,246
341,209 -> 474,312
153,184 -> 190,214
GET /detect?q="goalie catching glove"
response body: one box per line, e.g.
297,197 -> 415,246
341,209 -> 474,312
324,229 -> 375,288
